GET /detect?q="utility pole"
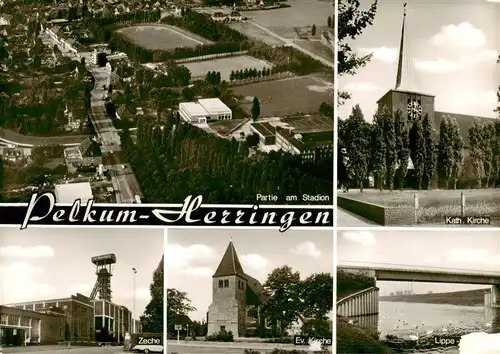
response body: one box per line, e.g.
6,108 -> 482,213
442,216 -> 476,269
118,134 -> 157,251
132,268 -> 137,333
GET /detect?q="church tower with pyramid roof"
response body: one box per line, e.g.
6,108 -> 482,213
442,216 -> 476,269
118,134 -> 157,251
207,241 -> 249,337
207,241 -> 267,338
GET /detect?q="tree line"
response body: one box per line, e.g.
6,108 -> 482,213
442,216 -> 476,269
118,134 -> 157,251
229,67 -> 273,81
121,117 -> 333,204
339,105 -> 500,191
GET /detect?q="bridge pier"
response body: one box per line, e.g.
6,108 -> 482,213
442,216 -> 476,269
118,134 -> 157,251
485,285 -> 500,308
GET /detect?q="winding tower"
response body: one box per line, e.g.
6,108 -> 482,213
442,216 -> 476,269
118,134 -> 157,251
90,253 -> 117,301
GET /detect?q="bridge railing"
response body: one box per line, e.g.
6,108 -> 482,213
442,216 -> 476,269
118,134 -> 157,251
337,286 -> 379,318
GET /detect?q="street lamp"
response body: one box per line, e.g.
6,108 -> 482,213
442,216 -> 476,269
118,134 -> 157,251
132,267 -> 137,334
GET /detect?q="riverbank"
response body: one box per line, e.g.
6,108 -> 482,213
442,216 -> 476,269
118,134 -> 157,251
379,289 -> 486,306
337,318 -> 393,353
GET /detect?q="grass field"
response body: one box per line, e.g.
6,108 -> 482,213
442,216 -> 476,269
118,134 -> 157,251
295,39 -> 333,62
343,189 -> 500,225
244,0 -> 332,39
184,55 -> 273,81
233,76 -> 333,117
116,24 -> 210,50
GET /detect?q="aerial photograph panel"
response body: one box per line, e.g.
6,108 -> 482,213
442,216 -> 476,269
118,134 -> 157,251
0,0 -> 333,206
337,0 -> 500,227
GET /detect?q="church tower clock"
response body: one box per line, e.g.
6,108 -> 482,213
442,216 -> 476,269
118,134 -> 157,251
376,2 -> 435,123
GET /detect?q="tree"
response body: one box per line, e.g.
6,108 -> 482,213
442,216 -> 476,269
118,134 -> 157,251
450,118 -> 464,189
167,288 -> 196,332
410,118 -> 426,190
140,256 -> 164,333
382,107 -> 396,190
338,0 -> 378,103
421,113 -> 437,189
251,96 -> 260,121
437,117 -> 454,188
311,24 -> 316,36
341,105 -> 370,191
371,110 -> 386,190
327,16 -> 332,28
394,109 -> 410,190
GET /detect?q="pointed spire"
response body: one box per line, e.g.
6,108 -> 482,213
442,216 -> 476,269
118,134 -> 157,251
213,241 -> 246,278
395,2 -> 407,90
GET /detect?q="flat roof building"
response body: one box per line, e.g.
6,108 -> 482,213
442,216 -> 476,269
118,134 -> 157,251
250,122 -> 276,145
179,98 -> 232,124
54,182 -> 93,203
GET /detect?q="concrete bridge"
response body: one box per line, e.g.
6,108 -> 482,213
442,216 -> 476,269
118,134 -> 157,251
337,262 -> 500,333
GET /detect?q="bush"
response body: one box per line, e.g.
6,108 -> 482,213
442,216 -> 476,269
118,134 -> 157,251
337,318 -> 393,354
205,330 -> 234,342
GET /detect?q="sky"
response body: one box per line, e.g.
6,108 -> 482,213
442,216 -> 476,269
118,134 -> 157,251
339,0 -> 499,120
338,230 -> 500,296
166,229 -> 333,321
0,227 -> 164,320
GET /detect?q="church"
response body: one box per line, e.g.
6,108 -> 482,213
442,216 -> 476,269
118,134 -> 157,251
207,241 -> 268,338
377,3 -> 497,149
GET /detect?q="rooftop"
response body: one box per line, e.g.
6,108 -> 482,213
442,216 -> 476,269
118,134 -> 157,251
282,116 -> 333,134
213,241 -> 246,278
54,182 -> 93,203
251,122 -> 275,137
198,98 -> 231,115
180,102 -> 209,117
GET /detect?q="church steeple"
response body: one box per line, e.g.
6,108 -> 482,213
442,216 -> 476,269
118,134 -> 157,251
212,241 -> 246,278
395,2 -> 407,90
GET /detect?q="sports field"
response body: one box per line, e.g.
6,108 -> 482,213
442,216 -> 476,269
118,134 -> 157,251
184,55 -> 273,81
116,24 -> 210,50
233,76 -> 333,117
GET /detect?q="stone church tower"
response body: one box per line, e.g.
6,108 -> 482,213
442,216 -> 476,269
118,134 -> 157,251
207,241 -> 248,338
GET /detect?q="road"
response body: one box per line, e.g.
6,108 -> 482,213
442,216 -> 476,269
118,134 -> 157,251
167,341 -> 330,353
248,20 -> 334,69
1,346 -> 124,353
87,65 -> 143,203
337,207 -> 378,227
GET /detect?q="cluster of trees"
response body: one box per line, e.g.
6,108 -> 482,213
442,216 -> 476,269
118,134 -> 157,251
121,118 -> 332,204
340,105 -> 500,191
205,71 -> 222,85
249,42 -> 329,76
337,269 -> 375,300
167,265 -> 332,339
140,256 -> 164,333
163,9 -> 248,44
229,67 -> 273,81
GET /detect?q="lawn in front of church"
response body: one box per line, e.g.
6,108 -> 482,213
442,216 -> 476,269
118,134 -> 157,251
341,189 -> 500,226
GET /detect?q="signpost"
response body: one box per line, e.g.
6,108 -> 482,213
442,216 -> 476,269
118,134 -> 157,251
174,325 -> 182,343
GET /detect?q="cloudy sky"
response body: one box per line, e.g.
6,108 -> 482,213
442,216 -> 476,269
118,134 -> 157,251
167,229 -> 333,321
338,230 -> 500,295
0,227 -> 164,319
339,0 -> 498,120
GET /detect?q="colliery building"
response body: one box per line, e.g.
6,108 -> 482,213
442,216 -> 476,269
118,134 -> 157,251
0,253 -> 138,347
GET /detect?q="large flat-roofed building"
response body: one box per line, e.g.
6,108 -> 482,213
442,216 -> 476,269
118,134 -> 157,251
0,305 -> 65,346
54,182 -> 93,203
4,294 -> 135,344
179,98 -> 232,124
3,294 -> 94,343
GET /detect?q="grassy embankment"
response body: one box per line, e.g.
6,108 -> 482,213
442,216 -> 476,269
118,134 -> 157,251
337,270 -> 393,353
379,288 -> 487,306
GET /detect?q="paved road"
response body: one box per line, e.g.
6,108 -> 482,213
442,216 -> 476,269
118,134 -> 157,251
248,20 -> 334,69
167,341 -> 329,353
1,346 -> 124,353
337,208 -> 378,227
87,65 -> 143,203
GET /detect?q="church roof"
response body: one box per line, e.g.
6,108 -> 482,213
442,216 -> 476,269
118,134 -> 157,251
213,241 -> 246,278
